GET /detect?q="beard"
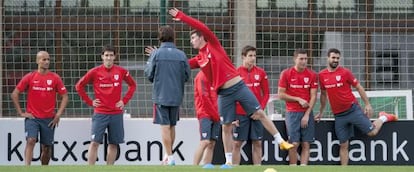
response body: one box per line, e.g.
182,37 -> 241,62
329,62 -> 338,69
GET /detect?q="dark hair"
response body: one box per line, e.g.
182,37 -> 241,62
190,29 -> 208,42
101,44 -> 116,55
293,48 -> 307,58
327,48 -> 341,56
158,25 -> 175,42
241,45 -> 256,56
190,29 -> 202,37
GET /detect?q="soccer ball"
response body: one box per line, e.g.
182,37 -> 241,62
263,168 -> 277,172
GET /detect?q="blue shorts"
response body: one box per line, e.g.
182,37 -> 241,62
153,104 -> 180,126
233,114 -> 263,141
91,113 -> 124,144
334,103 -> 374,143
25,118 -> 54,145
198,118 -> 220,141
218,81 -> 261,124
285,111 -> 315,143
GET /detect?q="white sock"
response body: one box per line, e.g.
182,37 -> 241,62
273,133 -> 284,144
168,155 -> 174,163
379,116 -> 388,123
225,152 -> 232,164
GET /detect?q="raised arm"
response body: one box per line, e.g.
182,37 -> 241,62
169,8 -> 221,46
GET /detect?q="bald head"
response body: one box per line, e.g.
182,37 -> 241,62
36,51 -> 51,72
36,51 -> 50,62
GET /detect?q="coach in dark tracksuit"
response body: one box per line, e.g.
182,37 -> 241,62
144,25 -> 191,166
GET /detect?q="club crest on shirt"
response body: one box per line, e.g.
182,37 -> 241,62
254,74 -> 260,80
304,77 -> 309,83
47,80 -> 52,85
202,132 -> 207,138
114,74 -> 119,80
336,75 -> 341,81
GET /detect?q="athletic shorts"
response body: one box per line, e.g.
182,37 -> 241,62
91,113 -> 124,144
334,103 -> 374,143
217,81 -> 261,124
285,111 -> 315,143
152,104 -> 180,126
198,118 -> 220,141
25,117 -> 54,145
233,114 -> 263,141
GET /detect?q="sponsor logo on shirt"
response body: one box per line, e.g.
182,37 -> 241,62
32,86 -> 54,91
289,84 -> 311,88
246,83 -> 261,87
99,83 -> 113,88
32,86 -> 46,91
323,83 -> 344,88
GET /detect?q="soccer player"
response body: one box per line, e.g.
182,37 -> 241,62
75,45 -> 137,165
11,51 -> 69,165
168,8 -> 293,168
232,45 -> 269,165
278,49 -> 318,166
316,48 -> 398,165
144,25 -> 191,166
193,71 -> 220,168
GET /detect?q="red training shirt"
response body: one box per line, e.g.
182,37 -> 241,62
16,71 -> 67,118
177,11 -> 240,90
75,65 -> 137,115
236,66 -> 270,115
318,66 -> 358,114
278,67 -> 318,112
194,71 -> 220,122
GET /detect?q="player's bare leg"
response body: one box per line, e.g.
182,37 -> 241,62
24,138 -> 36,165
221,123 -> 233,165
87,141 -> 99,165
288,142 -> 299,165
368,112 -> 398,137
106,144 -> 118,165
252,140 -> 262,165
250,110 -> 293,150
339,141 -> 349,165
203,140 -> 216,165
193,140 -> 210,165
300,142 -> 310,165
232,140 -> 243,165
161,125 -> 175,165
40,144 -> 51,165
